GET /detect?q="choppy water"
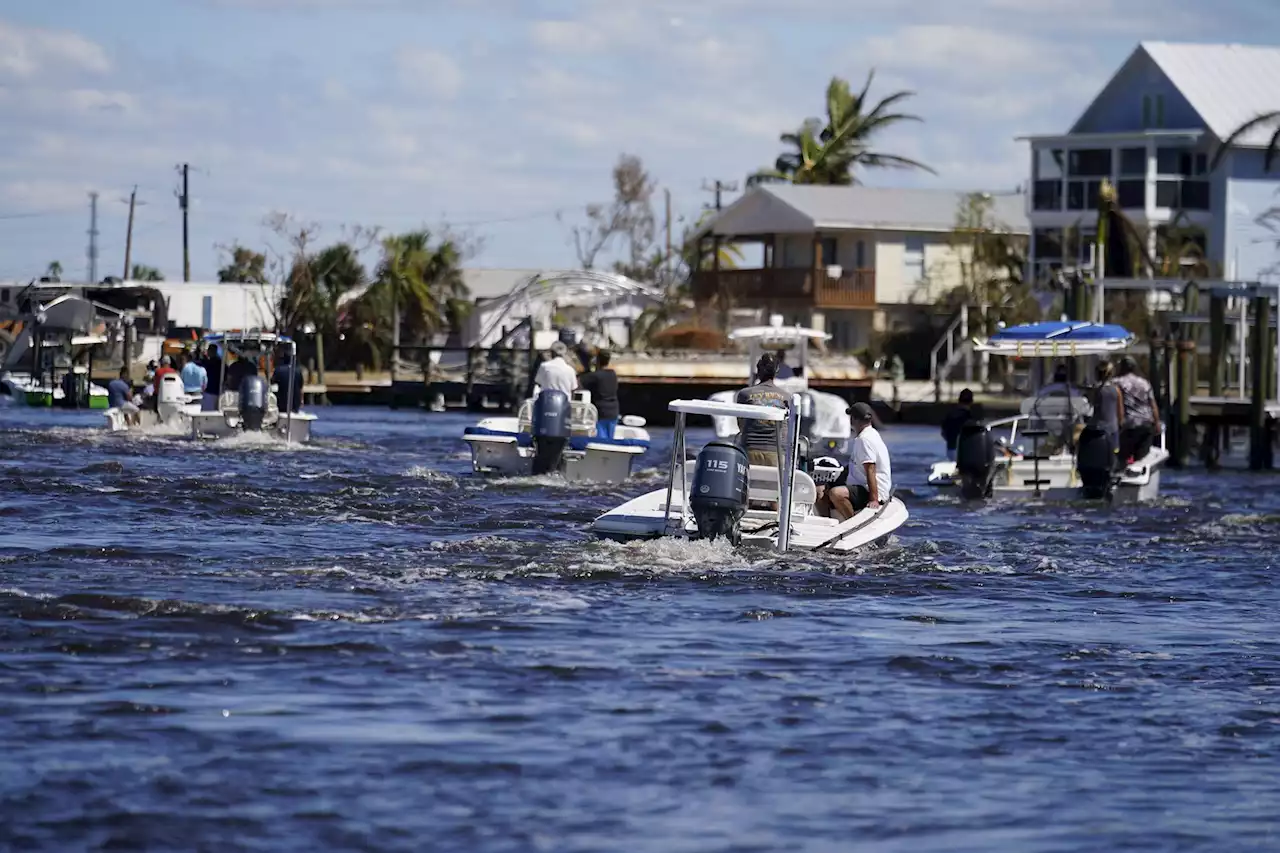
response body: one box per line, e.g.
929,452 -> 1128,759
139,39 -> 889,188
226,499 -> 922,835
1,405 -> 1278,851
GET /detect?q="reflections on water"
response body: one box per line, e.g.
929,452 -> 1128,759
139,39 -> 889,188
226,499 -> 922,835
0,405 -> 1277,851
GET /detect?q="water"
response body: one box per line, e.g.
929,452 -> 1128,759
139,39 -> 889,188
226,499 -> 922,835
1,405 -> 1278,851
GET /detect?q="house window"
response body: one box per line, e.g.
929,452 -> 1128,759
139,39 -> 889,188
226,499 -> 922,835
854,240 -> 866,269
1033,148 -> 1065,211
1068,149 -> 1111,177
0,288 -> 8,304
1155,147 -> 1211,210
903,235 -> 925,283
201,295 -> 213,329
1033,228 -> 1063,259
1142,94 -> 1165,129
820,237 -> 837,266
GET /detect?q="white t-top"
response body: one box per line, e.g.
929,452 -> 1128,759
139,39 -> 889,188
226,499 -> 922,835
847,425 -> 893,500
534,356 -> 579,396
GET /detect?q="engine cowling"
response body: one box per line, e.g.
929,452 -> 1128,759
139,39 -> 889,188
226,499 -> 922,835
531,389 -> 570,475
1075,424 -> 1116,499
689,441 -> 749,543
955,421 -> 995,499
239,375 -> 268,431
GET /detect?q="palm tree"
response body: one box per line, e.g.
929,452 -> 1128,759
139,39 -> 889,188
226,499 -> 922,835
749,72 -> 935,186
1211,111 -> 1280,173
44,261 -> 62,281
304,243 -> 365,386
130,264 -> 163,281
217,245 -> 269,284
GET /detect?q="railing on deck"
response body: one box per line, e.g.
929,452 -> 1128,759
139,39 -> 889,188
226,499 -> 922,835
691,268 -> 876,309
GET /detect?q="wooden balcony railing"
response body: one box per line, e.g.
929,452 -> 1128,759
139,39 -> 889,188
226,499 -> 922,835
691,268 -> 876,309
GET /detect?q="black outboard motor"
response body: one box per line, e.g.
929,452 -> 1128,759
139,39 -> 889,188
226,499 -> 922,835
239,374 -> 268,431
689,441 -> 749,543
531,389 -> 571,475
954,421 -> 996,499
1076,424 -> 1116,500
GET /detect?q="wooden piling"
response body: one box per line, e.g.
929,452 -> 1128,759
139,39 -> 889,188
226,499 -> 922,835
1249,295 -> 1269,470
1208,295 -> 1226,397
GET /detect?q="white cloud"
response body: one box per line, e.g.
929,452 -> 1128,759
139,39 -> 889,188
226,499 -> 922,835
2,178 -> 104,211
395,47 -> 464,99
0,20 -> 110,77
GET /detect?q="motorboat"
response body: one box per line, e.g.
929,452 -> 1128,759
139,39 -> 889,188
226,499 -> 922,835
462,390 -> 650,482
927,321 -> 1168,503
591,398 -> 908,552
707,320 -> 853,465
103,372 -> 202,432
188,331 -> 315,443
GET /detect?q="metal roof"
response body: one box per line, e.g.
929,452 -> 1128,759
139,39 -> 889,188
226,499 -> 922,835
699,185 -> 1029,238
975,321 -> 1136,356
1142,42 -> 1280,147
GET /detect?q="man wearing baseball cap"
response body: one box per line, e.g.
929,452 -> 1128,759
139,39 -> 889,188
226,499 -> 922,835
826,402 -> 893,519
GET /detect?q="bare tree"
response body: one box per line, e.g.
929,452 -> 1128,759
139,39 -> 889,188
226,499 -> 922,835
565,154 -> 656,270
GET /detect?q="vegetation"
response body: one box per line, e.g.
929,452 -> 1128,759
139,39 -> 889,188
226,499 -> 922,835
44,261 -> 62,281
217,246 -> 269,284
566,153 -> 657,272
748,72 -> 934,187
130,264 -> 163,281
1211,111 -> 1280,173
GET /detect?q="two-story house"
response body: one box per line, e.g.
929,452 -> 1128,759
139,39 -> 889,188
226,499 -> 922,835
1022,42 -> 1280,284
690,184 -> 1028,352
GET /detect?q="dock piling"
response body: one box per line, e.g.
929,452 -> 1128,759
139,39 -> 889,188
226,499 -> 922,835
1249,295 -> 1271,470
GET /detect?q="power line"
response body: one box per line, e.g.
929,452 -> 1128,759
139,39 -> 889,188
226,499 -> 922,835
701,179 -> 738,211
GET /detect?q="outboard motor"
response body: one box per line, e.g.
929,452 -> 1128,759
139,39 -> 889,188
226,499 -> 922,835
689,441 -> 749,543
954,421 -> 996,499
1075,424 -> 1116,500
531,389 -> 571,475
157,374 -> 186,424
238,374 -> 268,431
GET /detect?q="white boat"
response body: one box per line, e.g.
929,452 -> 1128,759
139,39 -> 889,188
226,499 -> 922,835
591,398 -> 908,552
708,320 -> 853,464
103,373 -> 201,432
188,331 -> 316,443
462,391 -> 651,482
927,321 -> 1169,503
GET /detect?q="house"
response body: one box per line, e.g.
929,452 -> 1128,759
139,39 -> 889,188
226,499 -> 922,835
1021,41 -> 1280,283
690,184 -> 1029,351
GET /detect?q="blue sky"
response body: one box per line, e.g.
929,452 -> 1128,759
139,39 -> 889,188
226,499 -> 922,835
1,0 -> 1277,283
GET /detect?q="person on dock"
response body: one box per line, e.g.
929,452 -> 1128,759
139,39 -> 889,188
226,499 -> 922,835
200,344 -> 221,411
941,388 -> 977,461
534,341 -> 578,396
180,350 -> 208,398
1114,355 -> 1160,464
579,350 -> 620,439
735,352 -> 789,468
824,402 -> 892,519
1089,360 -> 1123,466
271,349 -> 304,413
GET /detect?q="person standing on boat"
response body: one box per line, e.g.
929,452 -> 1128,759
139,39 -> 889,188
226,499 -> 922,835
579,350 -> 620,439
180,349 -> 207,398
735,352 -> 789,467
225,350 -> 259,396
108,367 -> 141,426
1114,355 -> 1160,464
534,341 -> 578,396
271,349 -> 304,413
200,344 -> 221,411
941,388 -> 977,461
774,350 -> 795,380
826,402 -> 892,519
1089,360 -> 1123,466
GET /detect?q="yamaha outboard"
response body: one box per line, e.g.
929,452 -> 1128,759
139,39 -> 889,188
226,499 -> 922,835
954,421 -> 996,499
531,389 -> 571,475
239,374 -> 268,431
1075,424 -> 1116,500
689,440 -> 749,543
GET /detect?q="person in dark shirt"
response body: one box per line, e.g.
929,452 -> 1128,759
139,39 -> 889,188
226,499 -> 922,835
734,353 -> 790,467
1089,360 -> 1123,467
200,344 -> 222,411
271,350 -> 304,413
941,388 -> 976,461
775,349 -> 795,379
225,352 -> 259,395
579,350 -> 621,439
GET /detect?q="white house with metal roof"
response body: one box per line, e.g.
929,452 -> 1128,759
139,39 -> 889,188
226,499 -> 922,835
690,184 -> 1028,351
1021,41 -> 1280,284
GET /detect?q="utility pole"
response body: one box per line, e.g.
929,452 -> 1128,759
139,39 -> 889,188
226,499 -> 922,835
177,163 -> 190,282
87,191 -> 99,284
701,179 -> 738,211
664,187 -> 673,284
121,186 -> 144,279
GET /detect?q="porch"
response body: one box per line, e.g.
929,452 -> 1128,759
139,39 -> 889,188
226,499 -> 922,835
690,266 -> 876,309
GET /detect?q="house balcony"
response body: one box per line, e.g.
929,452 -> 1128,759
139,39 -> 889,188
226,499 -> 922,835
691,268 -> 876,310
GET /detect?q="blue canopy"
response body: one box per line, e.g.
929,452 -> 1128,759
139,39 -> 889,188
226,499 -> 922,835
988,321 -> 1133,342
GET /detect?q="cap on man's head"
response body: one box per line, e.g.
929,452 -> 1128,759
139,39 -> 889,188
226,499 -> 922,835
959,388 -> 974,404
549,341 -> 568,357
160,355 -> 172,367
1118,355 -> 1137,373
846,402 -> 875,422
756,352 -> 778,380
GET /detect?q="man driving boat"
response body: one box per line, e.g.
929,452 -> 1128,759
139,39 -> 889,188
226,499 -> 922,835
818,402 -> 892,520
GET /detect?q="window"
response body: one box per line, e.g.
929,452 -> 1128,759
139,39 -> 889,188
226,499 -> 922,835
0,288 -> 8,304
1119,147 -> 1146,176
1068,149 -> 1111,177
1067,180 -> 1102,211
1033,228 -> 1063,259
1156,147 -> 1207,176
1033,148 -> 1065,210
1116,180 -> 1145,209
1033,181 -> 1062,211
1035,148 -> 1065,180
1181,181 -> 1210,210
820,237 -> 837,266
201,295 -> 213,329
1142,94 -> 1165,129
854,240 -> 866,269
903,235 -> 925,283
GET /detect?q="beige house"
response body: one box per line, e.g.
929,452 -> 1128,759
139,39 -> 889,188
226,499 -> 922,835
691,185 -> 1029,351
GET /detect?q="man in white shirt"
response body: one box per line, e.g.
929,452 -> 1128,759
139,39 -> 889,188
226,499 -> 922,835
827,402 -> 892,520
534,341 -> 579,397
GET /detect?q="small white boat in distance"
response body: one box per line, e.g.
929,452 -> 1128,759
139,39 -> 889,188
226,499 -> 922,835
708,320 -> 853,464
927,321 -> 1168,503
591,397 -> 907,552
189,331 -> 316,443
462,390 -> 650,483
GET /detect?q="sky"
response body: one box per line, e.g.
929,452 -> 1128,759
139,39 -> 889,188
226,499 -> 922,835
0,0 -> 1278,284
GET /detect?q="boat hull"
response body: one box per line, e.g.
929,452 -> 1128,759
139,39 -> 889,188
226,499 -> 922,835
928,447 -> 1168,503
190,410 -> 315,443
462,414 -> 650,484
